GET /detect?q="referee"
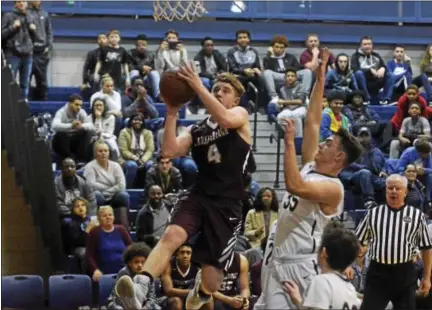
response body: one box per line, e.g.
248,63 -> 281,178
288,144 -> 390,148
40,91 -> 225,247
356,174 -> 432,310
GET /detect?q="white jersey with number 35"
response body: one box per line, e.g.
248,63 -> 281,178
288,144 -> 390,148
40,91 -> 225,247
274,162 -> 344,259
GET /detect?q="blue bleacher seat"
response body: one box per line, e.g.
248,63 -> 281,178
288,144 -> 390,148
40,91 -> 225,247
2,275 -> 45,309
49,274 -> 92,309
129,209 -> 139,227
128,189 -> 142,210
130,231 -> 137,242
99,274 -> 117,307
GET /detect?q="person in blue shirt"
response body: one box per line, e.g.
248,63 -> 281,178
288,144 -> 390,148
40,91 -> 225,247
339,127 -> 387,209
384,45 -> 413,104
397,139 -> 432,206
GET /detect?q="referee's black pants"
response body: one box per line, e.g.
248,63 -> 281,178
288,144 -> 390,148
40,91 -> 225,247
360,260 -> 417,310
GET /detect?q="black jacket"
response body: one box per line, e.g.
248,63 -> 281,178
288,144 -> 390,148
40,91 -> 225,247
128,48 -> 155,73
82,47 -> 101,84
350,49 -> 386,74
27,6 -> 52,53
263,52 -> 304,73
144,165 -> 183,196
67,214 -> 91,252
1,9 -> 36,56
194,49 -> 227,79
227,45 -> 261,75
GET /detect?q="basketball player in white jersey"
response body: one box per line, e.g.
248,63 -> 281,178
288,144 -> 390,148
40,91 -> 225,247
283,223 -> 361,309
255,49 -> 364,309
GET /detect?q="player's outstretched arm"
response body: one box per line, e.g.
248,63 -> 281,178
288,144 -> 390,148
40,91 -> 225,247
161,102 -> 193,159
178,62 -> 249,129
282,118 -> 342,216
301,48 -> 330,164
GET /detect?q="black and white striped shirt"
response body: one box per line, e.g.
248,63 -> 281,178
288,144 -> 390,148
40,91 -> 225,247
355,204 -> 432,265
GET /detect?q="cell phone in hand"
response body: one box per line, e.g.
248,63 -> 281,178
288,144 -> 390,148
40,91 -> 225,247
168,41 -> 179,50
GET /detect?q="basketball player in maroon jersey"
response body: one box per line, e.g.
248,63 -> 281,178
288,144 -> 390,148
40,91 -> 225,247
115,63 -> 251,310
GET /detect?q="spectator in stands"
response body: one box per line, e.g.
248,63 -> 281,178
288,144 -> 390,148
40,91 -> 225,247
82,33 -> 108,94
160,243 -> 200,310
1,0 -> 37,100
385,45 -> 413,99
389,102 -> 431,159
194,36 -> 227,90
391,84 -> 432,133
250,237 -> 269,297
123,77 -> 158,119
244,187 -> 279,249
84,141 -> 130,229
129,34 -> 160,100
397,139 -> 432,206
343,90 -> 382,137
190,36 -> 227,114
51,94 -> 93,165
67,197 -> 98,272
320,90 -> 350,141
339,127 -> 386,209
55,157 -> 97,217
107,242 -> 160,310
87,97 -> 120,161
118,114 -> 155,188
299,33 -> 336,71
325,53 -> 358,95
263,35 -> 313,101
227,29 -> 262,108
86,206 -> 132,281
91,75 -> 123,116
212,253 -> 250,310
136,185 -> 170,248
269,68 -> 308,137
351,36 -> 390,105
404,164 -> 427,212
156,29 -> 188,72
350,245 -> 369,298
413,43 -> 432,105
28,1 -> 52,101
157,119 -> 198,188
145,155 -> 183,199
95,29 -> 130,91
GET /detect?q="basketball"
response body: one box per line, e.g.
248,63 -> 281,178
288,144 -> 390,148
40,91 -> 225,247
159,70 -> 196,106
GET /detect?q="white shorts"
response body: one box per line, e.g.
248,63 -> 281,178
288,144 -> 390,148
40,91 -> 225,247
254,257 -> 319,310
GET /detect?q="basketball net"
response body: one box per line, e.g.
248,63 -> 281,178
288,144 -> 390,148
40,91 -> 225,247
153,0 -> 206,22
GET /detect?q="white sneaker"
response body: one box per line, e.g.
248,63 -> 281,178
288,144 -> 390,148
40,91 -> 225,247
185,270 -> 212,310
115,275 -> 141,310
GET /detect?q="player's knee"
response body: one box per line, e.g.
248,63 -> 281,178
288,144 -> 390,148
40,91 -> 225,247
358,169 -> 372,178
169,297 -> 183,310
159,225 -> 188,250
201,265 -> 224,293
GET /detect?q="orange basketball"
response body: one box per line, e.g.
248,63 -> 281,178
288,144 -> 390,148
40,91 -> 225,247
159,70 -> 196,106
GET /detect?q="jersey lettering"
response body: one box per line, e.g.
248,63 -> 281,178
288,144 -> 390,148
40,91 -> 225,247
284,194 -> 299,212
207,143 -> 221,164
264,242 -> 273,266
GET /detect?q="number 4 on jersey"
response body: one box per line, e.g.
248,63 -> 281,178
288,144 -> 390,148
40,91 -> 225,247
207,144 -> 221,163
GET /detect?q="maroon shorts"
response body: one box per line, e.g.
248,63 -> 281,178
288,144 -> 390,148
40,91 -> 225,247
170,190 -> 242,272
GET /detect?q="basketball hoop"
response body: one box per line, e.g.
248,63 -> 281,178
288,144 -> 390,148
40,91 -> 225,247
153,0 -> 207,23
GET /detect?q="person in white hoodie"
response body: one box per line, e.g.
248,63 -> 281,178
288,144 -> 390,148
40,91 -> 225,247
90,74 -> 123,134
51,93 -> 93,165
87,97 -> 120,162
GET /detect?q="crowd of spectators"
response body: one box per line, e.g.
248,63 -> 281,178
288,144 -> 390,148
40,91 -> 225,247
2,1 -> 432,309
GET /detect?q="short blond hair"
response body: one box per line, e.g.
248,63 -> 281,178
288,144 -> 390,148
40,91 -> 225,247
98,205 -> 114,218
214,73 -> 245,97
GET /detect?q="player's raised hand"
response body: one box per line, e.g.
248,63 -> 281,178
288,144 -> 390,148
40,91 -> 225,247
279,118 -> 296,144
178,61 -> 203,91
316,47 -> 330,78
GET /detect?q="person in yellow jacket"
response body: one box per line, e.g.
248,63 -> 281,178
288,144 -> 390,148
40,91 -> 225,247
118,113 -> 155,188
244,187 -> 279,248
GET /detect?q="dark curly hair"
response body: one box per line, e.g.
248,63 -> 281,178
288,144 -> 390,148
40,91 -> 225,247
123,242 -> 152,264
253,187 -> 279,212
